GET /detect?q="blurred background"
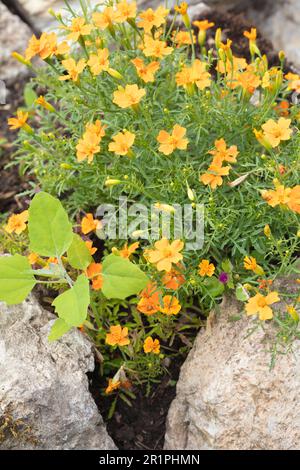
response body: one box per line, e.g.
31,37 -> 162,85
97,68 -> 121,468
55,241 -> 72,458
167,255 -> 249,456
1,0 -> 300,84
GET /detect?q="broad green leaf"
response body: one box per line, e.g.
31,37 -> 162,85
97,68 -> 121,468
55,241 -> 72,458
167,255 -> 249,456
28,192 -> 73,257
0,255 -> 36,305
221,259 -> 233,273
102,254 -> 148,299
67,234 -> 92,270
52,274 -> 90,326
204,277 -> 224,298
48,318 -> 72,342
235,284 -> 250,302
24,84 -> 38,107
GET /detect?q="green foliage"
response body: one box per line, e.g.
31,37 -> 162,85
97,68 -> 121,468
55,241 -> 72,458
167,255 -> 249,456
52,274 -> 90,327
102,254 -> 148,299
28,192 -> 73,257
48,318 -> 71,341
0,254 -> 36,305
67,233 -> 92,269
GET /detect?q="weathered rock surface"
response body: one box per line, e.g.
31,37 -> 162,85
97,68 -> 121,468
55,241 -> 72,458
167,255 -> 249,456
164,295 -> 300,450
0,296 -> 116,450
0,3 -> 31,84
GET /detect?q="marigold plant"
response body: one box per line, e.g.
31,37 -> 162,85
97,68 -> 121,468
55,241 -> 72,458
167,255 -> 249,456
2,0 -> 300,397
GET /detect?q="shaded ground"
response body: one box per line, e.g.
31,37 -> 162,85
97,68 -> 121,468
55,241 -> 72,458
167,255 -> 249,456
0,76 -> 33,214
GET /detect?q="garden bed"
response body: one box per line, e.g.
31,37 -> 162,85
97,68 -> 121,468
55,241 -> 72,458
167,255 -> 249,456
1,4 -> 299,451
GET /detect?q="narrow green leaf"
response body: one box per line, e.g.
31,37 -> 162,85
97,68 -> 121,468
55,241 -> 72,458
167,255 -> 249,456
52,274 -> 90,326
48,318 -> 72,341
67,233 -> 92,270
28,192 -> 73,257
102,254 -> 148,300
0,255 -> 36,305
24,84 -> 38,107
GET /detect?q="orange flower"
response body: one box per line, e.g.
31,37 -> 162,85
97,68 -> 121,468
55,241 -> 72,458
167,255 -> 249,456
138,6 -> 169,33
172,30 -> 196,46
244,256 -> 264,275
85,240 -> 97,255
105,325 -> 130,346
76,132 -> 101,163
142,35 -> 173,59
92,7 -> 116,30
137,282 -> 161,315
143,337 -> 160,354
288,186 -> 300,214
76,119 -> 105,164
7,110 -> 30,131
261,185 -> 292,208
145,238 -> 184,272
209,138 -> 238,163
65,17 -> 94,42
4,210 -> 29,234
160,295 -> 181,315
162,264 -> 185,290
261,118 -> 292,148
200,162 -> 230,189
105,378 -> 121,394
115,0 -> 137,23
157,124 -> 188,155
85,262 -> 103,290
216,56 -> 247,75
112,241 -> 139,259
108,130 -> 135,156
81,213 -> 100,234
27,252 -> 40,265
25,32 -> 69,60
46,257 -> 59,268
198,259 -> 215,277
131,58 -> 159,83
274,100 -> 289,117
35,96 -> 55,112
289,79 -> 300,93
258,279 -> 273,290
193,20 -> 215,31
59,58 -> 86,82
87,48 -> 109,75
113,84 -> 146,109
176,59 -> 211,91
174,2 -> 188,15
246,291 -> 280,321
243,28 -> 257,41
235,70 -> 261,94
85,119 -> 106,139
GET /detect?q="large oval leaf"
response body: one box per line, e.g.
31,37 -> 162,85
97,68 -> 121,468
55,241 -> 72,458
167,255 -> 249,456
102,254 -> 148,299
52,274 -> 90,326
0,255 -> 36,305
28,192 -> 73,257
48,318 -> 72,342
67,234 -> 92,270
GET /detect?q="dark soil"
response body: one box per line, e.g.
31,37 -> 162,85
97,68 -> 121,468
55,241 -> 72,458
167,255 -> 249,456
89,352 -> 185,450
0,76 -> 34,214
1,7 -> 296,451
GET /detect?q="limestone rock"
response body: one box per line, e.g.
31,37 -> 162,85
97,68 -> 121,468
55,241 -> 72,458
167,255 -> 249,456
164,295 -> 300,450
0,296 -> 116,450
0,3 -> 32,84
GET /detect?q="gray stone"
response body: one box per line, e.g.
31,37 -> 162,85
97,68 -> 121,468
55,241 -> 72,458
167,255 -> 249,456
0,3 -> 32,84
164,294 -> 300,450
0,295 -> 116,450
